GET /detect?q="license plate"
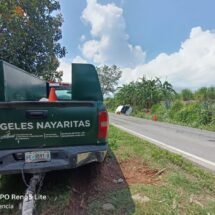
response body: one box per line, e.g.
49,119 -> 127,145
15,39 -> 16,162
25,151 -> 51,163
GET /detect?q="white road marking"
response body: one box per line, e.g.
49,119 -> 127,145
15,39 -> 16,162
111,123 -> 215,168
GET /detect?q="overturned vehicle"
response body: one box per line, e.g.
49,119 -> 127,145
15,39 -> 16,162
115,105 -> 132,115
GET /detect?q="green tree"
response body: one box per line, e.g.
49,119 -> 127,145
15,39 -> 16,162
181,89 -> 193,101
195,87 -> 215,102
135,76 -> 163,110
0,0 -> 66,81
116,82 -> 137,105
115,76 -> 171,110
160,81 -> 176,108
207,87 -> 215,100
96,65 -> 122,96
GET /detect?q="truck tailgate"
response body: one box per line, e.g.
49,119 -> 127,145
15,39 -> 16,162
0,101 -> 99,150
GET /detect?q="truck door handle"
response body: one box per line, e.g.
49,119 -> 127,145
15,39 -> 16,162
26,110 -> 48,119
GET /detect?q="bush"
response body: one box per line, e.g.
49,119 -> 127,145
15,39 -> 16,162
198,107 -> 213,125
176,103 -> 200,123
151,103 -> 169,121
169,101 -> 184,119
151,103 -> 162,113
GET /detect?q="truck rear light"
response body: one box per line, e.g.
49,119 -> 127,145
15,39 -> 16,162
98,111 -> 109,139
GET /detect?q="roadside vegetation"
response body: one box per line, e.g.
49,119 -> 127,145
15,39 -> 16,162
1,125 -> 215,214
105,77 -> 215,131
88,125 -> 215,214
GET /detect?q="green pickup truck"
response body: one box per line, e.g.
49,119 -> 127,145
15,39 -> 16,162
0,61 -> 108,175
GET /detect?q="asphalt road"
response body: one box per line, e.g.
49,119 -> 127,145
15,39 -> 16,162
109,113 -> 215,172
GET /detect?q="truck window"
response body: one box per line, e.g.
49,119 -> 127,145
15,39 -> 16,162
55,89 -> 72,101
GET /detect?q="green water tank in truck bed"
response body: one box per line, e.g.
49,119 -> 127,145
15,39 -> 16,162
0,61 -> 48,101
0,61 -> 108,175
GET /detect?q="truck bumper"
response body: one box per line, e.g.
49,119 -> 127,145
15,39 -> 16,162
0,144 -> 107,175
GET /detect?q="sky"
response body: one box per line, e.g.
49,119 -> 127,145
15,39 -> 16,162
58,0 -> 215,90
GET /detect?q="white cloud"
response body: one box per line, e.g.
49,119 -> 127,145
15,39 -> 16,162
80,0 -> 146,67
72,55 -> 87,63
58,56 -> 88,83
58,59 -> 72,83
120,27 -> 215,90
59,1 -> 215,90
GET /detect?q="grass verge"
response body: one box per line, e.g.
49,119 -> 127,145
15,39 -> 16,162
0,125 -> 215,214
130,110 -> 215,132
88,125 -> 215,214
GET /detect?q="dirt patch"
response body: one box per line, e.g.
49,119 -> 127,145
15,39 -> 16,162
62,156 -> 162,214
119,159 -> 161,184
94,157 -> 161,191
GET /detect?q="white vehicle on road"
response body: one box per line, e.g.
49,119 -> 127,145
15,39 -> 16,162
115,105 -> 132,115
